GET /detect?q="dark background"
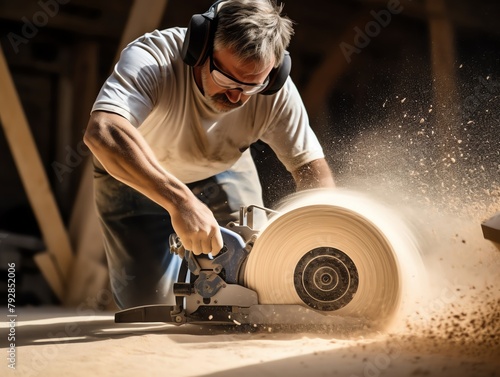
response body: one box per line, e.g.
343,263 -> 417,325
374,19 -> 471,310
0,0 -> 498,304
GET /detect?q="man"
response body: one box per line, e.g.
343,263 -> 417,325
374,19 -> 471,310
84,0 -> 334,310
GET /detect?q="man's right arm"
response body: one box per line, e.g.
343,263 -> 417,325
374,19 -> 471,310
84,110 -> 224,255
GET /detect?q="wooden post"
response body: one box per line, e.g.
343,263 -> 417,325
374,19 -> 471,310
426,0 -> 458,154
66,0 -> 169,307
0,45 -> 74,301
482,212 -> 500,252
114,0 -> 169,63
64,40 -> 105,307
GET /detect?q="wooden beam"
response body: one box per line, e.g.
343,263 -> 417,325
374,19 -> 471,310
34,252 -> 65,301
482,212 -> 500,246
426,0 -> 458,154
114,0 -> 169,63
0,44 -> 74,302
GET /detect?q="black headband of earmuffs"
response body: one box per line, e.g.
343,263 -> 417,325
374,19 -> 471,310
181,0 -> 291,95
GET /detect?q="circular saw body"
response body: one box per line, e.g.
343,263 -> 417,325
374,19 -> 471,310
115,189 -> 426,331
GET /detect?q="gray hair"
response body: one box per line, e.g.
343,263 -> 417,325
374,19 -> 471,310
213,0 -> 294,68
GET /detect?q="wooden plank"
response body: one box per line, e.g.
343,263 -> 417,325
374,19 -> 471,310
67,254 -> 110,308
33,252 -> 65,301
0,45 -> 73,302
482,212 -> 500,245
114,0 -> 169,63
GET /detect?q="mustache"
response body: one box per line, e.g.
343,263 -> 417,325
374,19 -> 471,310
211,93 -> 243,109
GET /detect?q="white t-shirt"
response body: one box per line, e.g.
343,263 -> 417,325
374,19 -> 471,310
92,27 -> 325,184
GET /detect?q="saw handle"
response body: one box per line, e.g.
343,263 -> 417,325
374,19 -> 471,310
169,226 -> 245,259
169,227 -> 235,258
169,227 -> 248,284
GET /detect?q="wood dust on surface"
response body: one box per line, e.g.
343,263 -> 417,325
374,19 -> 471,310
3,195 -> 499,377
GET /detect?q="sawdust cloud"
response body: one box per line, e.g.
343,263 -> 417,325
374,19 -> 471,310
320,72 -> 500,362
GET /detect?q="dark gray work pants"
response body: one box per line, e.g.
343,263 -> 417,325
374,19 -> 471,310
92,152 -> 265,309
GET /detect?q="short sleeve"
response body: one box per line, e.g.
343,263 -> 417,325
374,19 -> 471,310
259,78 -> 325,173
91,41 -> 162,127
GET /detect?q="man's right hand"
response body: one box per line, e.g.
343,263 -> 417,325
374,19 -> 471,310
169,195 -> 224,256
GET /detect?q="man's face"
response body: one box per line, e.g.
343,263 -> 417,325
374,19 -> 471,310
200,48 -> 275,113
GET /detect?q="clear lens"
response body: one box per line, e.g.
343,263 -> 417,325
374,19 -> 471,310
209,55 -> 269,95
211,70 -> 268,95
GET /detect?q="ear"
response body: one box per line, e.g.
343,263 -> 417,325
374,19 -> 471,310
260,51 -> 291,95
181,14 -> 213,67
181,1 -> 227,67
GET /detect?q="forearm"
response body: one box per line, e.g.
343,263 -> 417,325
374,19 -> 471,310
83,111 -> 192,212
84,110 -> 224,255
292,158 -> 335,191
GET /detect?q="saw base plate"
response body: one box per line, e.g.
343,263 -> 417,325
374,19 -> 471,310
115,302 -> 369,331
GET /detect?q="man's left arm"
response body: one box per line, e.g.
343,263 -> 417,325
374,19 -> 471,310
292,158 -> 335,190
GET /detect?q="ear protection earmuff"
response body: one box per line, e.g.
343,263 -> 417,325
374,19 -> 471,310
181,0 -> 291,95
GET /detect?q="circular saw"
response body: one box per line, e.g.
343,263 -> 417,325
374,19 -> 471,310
115,189 -> 426,331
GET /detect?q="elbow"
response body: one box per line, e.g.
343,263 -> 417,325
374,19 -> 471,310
83,115 -> 107,153
83,119 -> 98,147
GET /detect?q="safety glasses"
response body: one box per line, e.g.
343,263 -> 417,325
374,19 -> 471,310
209,54 -> 269,95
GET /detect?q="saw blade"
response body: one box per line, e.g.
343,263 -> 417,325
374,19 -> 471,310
243,189 -> 426,330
